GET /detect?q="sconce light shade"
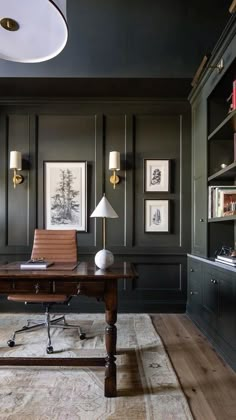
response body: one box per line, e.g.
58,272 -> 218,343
0,0 -> 68,63
10,151 -> 24,188
109,151 -> 120,171
10,151 -> 22,170
109,151 -> 120,189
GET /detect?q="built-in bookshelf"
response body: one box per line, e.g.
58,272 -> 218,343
207,56 -> 236,256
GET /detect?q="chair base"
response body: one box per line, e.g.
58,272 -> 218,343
7,309 -> 86,354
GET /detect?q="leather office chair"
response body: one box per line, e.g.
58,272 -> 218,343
7,229 -> 86,354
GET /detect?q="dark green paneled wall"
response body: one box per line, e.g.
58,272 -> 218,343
0,99 -> 191,312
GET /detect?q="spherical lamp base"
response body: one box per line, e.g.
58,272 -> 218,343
95,249 -> 114,270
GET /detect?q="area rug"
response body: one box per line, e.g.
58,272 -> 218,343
0,313 -> 193,420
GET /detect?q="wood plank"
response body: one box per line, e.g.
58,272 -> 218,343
152,314 -> 236,420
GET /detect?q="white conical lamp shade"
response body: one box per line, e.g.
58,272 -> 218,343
90,196 -> 118,218
0,0 -> 68,63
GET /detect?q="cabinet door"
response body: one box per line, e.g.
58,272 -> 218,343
202,266 -> 219,329
187,257 -> 202,321
218,273 -> 236,350
192,98 -> 207,257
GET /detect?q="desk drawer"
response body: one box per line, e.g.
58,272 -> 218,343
55,281 -> 105,297
0,279 -> 13,293
13,280 -> 51,294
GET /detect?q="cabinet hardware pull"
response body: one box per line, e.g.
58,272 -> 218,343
190,291 -> 198,295
200,218 -> 204,222
190,268 -> 194,272
77,283 -> 81,295
213,279 -> 217,284
211,278 -> 214,283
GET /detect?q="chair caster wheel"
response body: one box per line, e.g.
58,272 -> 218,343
46,346 -> 54,354
7,339 -> 15,347
80,333 -> 86,340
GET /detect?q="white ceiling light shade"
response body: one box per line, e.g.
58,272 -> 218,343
0,0 -> 68,63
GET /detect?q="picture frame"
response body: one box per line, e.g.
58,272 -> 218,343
44,161 -> 87,231
144,159 -> 170,192
144,199 -> 170,233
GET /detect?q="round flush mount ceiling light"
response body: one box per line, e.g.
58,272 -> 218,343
0,0 -> 68,63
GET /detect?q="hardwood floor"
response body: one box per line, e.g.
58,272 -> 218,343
152,314 -> 236,420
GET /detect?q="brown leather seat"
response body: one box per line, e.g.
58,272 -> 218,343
7,229 -> 86,354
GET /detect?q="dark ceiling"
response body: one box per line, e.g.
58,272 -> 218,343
0,0 -> 231,80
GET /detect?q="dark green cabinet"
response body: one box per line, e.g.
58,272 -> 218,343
187,256 -> 236,371
188,16 -> 236,371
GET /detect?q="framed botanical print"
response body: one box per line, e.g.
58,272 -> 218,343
44,161 -> 87,231
144,159 -> 170,192
144,199 -> 170,233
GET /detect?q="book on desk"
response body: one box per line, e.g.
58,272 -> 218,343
20,260 -> 54,270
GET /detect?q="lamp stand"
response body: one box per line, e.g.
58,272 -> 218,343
94,217 -> 114,270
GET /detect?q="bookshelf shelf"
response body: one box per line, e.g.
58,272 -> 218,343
208,161 -> 236,181
208,215 -> 236,222
208,109 -> 236,141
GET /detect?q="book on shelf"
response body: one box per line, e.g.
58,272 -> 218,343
208,185 -> 236,218
20,260 -> 54,270
216,254 -> 236,263
215,258 -> 236,267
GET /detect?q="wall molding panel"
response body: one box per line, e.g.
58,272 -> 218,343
0,99 -> 191,312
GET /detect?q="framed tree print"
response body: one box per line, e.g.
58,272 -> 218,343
44,161 -> 87,231
144,199 -> 170,232
144,159 -> 170,192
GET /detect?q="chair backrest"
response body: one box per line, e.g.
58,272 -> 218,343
31,229 -> 77,263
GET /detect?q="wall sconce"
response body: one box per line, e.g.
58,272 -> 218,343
10,151 -> 24,188
109,151 -> 120,189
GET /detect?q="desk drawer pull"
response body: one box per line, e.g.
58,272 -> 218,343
77,283 -> 81,295
34,283 -> 40,294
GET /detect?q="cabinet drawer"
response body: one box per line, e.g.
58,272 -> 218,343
55,281 -> 105,298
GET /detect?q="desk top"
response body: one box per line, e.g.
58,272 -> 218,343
0,261 -> 137,280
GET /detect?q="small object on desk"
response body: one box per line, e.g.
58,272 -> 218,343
20,259 -> 54,270
220,163 -> 227,169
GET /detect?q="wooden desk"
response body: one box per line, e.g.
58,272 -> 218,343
0,261 -> 137,398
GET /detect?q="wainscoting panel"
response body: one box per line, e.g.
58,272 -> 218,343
134,115 -> 182,249
7,115 -> 31,247
37,114 -> 97,247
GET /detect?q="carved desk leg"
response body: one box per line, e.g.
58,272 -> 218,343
104,279 -> 117,398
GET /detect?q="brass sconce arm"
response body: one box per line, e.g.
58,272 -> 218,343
12,168 -> 24,189
110,170 -> 120,189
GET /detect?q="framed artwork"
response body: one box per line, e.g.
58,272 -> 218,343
44,161 -> 87,231
144,159 -> 170,192
144,199 -> 170,233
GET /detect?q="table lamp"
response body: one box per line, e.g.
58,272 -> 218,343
90,194 -> 118,269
